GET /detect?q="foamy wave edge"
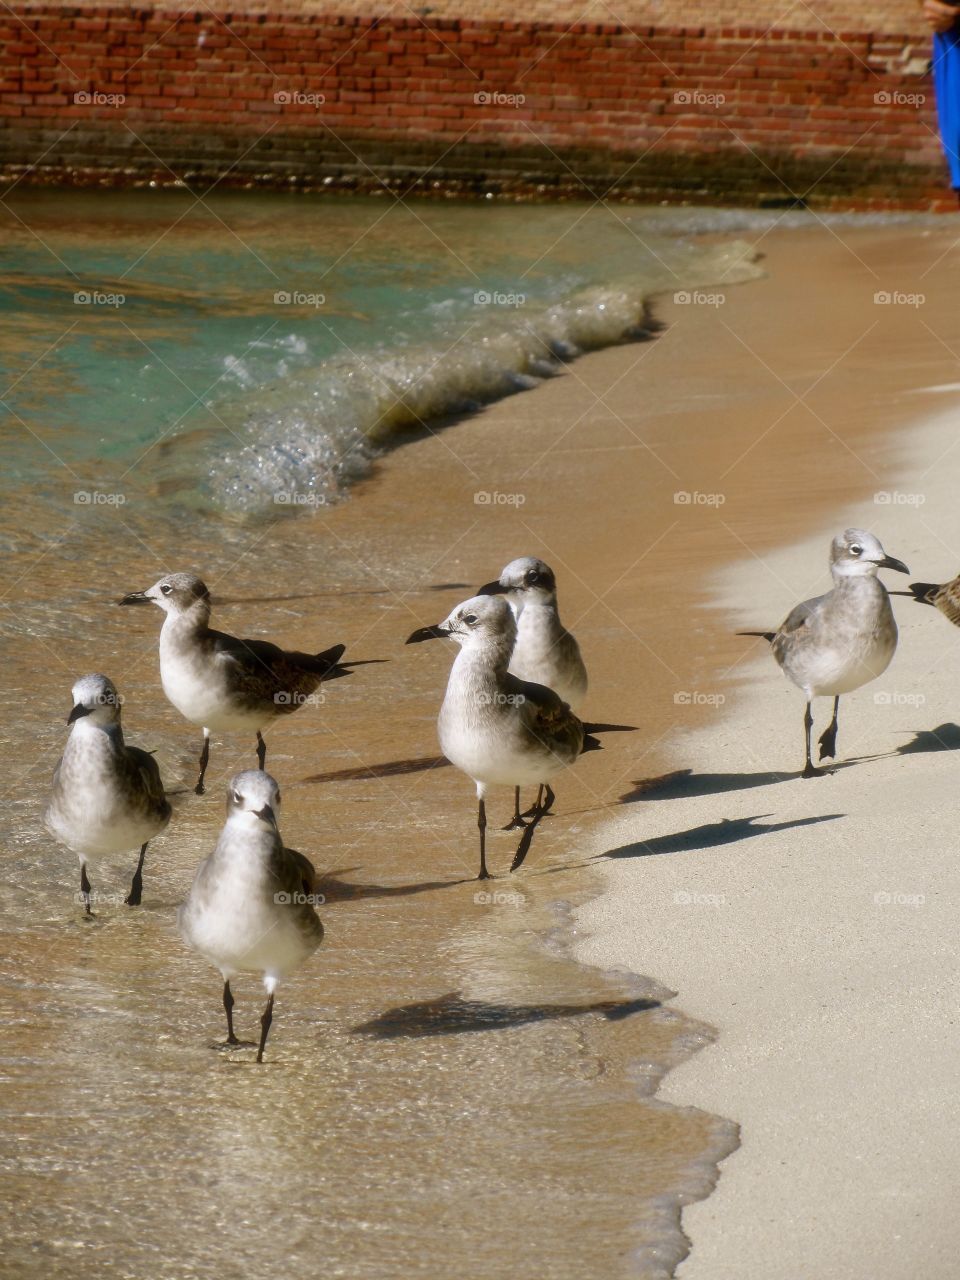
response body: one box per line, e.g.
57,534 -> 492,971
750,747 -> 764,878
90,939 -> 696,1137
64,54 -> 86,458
205,240 -> 761,518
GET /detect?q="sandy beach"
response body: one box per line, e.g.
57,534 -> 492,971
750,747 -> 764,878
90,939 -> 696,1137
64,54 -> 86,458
574,223 -> 960,1275
5,209 -> 960,1278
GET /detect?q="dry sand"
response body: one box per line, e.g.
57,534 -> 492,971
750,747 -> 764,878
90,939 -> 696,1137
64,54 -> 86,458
574,223 -> 960,1276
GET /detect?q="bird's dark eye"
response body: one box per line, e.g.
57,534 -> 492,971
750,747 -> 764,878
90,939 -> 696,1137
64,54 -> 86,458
233,791 -> 243,804
524,569 -> 540,585
160,583 -> 173,595
463,613 -> 478,626
850,545 -> 862,556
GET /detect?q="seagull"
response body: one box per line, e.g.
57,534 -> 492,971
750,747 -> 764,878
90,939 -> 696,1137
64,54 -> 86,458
45,674 -> 171,914
120,572 -> 376,795
178,770 -> 324,1063
406,594 -> 632,878
739,528 -> 909,777
477,556 -> 588,829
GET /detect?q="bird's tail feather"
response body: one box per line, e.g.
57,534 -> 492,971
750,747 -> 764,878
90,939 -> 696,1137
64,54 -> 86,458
905,582 -> 940,605
581,722 -> 638,735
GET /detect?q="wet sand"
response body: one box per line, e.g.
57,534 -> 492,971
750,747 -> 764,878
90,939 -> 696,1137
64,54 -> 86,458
575,223 -> 960,1276
4,216 -> 958,1278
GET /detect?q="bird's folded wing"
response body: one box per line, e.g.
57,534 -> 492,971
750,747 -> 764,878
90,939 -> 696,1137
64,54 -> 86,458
284,847 -> 319,896
126,745 -> 167,806
209,628 -> 287,675
513,677 -> 581,742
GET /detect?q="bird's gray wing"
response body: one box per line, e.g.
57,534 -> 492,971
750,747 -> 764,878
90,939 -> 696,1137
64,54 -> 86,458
267,844 -> 324,942
284,847 -> 319,897
772,593 -> 830,668
511,675 -> 584,755
126,745 -> 170,814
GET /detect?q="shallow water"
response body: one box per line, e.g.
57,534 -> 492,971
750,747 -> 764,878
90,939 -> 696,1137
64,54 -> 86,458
0,191 -> 764,1278
1,190 -> 763,518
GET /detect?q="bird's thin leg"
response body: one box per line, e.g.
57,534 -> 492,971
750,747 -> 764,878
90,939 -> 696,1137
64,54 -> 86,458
256,993 -> 275,1063
511,786 -> 550,872
519,784 -> 544,820
502,785 -> 529,831
478,798 -> 491,880
542,784 -> 556,814
195,729 -> 211,796
223,980 -> 240,1046
818,696 -> 840,761
79,862 -> 93,916
256,731 -> 267,771
125,843 -> 147,907
801,702 -> 823,778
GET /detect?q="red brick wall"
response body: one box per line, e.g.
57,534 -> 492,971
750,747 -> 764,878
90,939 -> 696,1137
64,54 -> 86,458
0,8 -> 948,207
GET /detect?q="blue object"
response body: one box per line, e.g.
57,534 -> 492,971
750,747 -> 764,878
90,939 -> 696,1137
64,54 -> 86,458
933,28 -> 960,188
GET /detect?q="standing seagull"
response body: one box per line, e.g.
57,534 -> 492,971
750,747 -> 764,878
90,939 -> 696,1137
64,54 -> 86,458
740,528 -> 909,777
478,556 -> 588,829
45,674 -> 171,913
407,595 -> 630,878
120,572 -> 371,794
178,770 -> 323,1063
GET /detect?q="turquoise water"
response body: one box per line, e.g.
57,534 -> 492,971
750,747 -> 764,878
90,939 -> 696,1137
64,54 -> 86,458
1,191 -> 762,520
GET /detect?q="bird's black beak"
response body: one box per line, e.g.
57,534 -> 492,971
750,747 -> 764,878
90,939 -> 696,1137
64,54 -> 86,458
876,555 -> 910,575
255,804 -> 277,826
476,579 -> 507,596
119,590 -> 153,606
405,623 -> 450,644
67,703 -> 92,724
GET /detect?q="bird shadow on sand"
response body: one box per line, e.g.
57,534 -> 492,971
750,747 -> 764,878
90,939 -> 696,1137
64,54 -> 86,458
351,991 -> 660,1038
599,812 -> 843,860
619,762 -> 858,802
892,723 -> 960,755
298,754 -> 450,784
317,866 -> 470,902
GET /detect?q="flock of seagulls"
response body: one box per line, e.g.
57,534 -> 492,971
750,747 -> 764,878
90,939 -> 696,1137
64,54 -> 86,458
44,555 -> 615,1058
42,534 -> 952,1059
